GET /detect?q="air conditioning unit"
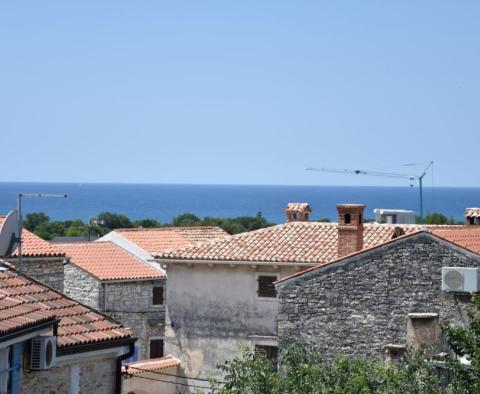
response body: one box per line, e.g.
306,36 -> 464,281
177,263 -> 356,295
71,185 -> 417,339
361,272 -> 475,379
442,267 -> 480,292
31,336 -> 56,370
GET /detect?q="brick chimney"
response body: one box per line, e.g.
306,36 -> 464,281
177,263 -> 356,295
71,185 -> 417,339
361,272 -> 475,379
285,203 -> 312,223
337,204 -> 365,257
465,208 -> 480,225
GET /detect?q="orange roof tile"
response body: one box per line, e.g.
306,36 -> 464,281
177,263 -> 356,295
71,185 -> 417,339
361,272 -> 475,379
122,355 -> 181,376
0,269 -> 131,348
285,203 -> 312,213
0,216 -> 65,258
159,222 -> 468,265
59,241 -> 165,281
114,227 -> 229,255
431,227 -> 480,254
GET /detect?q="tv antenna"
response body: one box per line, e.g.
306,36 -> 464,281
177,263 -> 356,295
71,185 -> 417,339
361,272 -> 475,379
17,193 -> 67,272
306,161 -> 434,224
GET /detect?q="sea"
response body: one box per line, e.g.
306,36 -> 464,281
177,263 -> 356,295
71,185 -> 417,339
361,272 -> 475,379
0,182 -> 479,224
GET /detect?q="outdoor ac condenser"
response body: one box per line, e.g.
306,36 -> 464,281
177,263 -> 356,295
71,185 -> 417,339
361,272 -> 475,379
442,267 -> 480,292
31,336 -> 56,370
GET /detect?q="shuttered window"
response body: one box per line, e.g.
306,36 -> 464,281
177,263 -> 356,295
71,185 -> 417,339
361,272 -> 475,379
257,276 -> 277,298
149,339 -> 164,359
255,345 -> 278,365
152,287 -> 164,305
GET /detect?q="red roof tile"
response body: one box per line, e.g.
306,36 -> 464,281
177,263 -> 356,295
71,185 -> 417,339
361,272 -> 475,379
114,227 -> 229,255
431,227 -> 480,254
59,241 -> 164,281
122,355 -> 181,376
0,217 -> 64,258
158,222 -> 468,264
0,269 -> 131,348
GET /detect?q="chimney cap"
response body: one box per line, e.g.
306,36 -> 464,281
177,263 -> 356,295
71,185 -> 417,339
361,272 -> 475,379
285,203 -> 312,213
465,208 -> 480,218
336,204 -> 366,209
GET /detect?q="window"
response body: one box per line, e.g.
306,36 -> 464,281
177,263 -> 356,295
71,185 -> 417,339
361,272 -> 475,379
149,339 -> 164,359
255,345 -> 278,365
344,213 -> 351,224
152,286 -> 164,305
257,275 -> 277,298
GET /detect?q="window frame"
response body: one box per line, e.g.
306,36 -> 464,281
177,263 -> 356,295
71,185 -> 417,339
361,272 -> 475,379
151,286 -> 165,306
255,273 -> 279,300
148,337 -> 164,359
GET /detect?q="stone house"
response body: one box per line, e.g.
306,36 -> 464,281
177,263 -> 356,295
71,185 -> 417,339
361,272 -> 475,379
0,266 -> 134,394
0,215 -> 65,292
98,226 -> 229,268
59,241 -> 166,361
154,203 -> 451,382
276,222 -> 480,361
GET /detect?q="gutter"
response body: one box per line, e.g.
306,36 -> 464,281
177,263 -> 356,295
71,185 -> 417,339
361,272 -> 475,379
115,338 -> 136,394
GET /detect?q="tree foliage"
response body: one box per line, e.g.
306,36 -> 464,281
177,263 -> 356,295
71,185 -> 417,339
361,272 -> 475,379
24,211 -> 274,239
210,343 -> 441,394
418,213 -> 461,225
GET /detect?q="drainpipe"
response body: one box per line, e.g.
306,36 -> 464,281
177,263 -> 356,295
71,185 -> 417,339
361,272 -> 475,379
115,339 -> 136,394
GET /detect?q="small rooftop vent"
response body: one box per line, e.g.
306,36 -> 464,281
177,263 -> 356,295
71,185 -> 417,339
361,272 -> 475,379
442,267 -> 480,292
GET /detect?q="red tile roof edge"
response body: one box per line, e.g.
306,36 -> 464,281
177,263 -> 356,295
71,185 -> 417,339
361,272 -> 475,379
275,230 -> 480,285
4,267 -> 132,349
0,314 -> 57,338
122,355 -> 181,376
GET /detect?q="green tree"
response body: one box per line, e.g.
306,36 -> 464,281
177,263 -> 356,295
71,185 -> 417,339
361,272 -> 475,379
171,213 -> 202,227
34,221 -> 67,240
443,294 -> 480,393
418,213 -> 460,225
23,212 -> 50,232
211,343 -> 441,394
96,212 -> 133,230
132,219 -> 161,228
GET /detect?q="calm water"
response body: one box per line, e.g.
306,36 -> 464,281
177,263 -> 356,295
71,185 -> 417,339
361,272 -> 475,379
0,182 -> 478,224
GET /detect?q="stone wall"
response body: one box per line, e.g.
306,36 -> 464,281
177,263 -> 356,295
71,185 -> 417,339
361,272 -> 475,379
277,234 -> 480,360
17,257 -> 65,292
103,280 -> 166,359
22,354 -> 117,394
63,263 -> 101,310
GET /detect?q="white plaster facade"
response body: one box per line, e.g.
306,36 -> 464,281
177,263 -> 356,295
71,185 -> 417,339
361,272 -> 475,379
162,261 -> 315,383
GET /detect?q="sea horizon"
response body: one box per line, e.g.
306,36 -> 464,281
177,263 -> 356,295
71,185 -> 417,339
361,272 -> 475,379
1,182 -> 478,224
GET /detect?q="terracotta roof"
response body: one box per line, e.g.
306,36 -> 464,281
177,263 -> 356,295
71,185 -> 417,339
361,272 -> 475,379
431,227 -> 480,254
113,227 -> 229,255
276,229 -> 480,285
122,355 -> 181,376
59,241 -> 165,281
0,217 -> 65,258
0,269 -> 131,348
158,222 -> 468,265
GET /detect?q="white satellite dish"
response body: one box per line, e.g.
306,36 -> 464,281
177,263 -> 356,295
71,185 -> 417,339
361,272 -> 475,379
0,210 -> 19,258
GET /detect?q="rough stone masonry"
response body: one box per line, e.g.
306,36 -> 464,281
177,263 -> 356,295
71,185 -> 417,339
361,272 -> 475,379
277,233 -> 480,360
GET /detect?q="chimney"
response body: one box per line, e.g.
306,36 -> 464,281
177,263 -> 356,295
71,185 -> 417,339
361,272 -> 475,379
285,203 -> 312,223
337,204 -> 365,257
465,208 -> 480,225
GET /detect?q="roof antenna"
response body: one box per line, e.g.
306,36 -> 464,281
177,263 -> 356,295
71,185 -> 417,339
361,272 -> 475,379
17,193 -> 68,272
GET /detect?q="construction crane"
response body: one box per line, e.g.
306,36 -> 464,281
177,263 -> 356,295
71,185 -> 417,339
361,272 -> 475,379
306,161 -> 434,223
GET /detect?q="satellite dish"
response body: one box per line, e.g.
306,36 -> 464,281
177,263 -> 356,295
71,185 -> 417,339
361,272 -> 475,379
0,210 -> 19,258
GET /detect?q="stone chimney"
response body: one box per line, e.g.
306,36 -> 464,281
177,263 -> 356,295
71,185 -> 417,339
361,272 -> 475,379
285,203 -> 312,223
465,208 -> 480,225
337,204 -> 365,257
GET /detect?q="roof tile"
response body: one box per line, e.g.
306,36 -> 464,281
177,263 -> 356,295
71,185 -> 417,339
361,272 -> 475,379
59,241 -> 164,281
0,269 -> 131,347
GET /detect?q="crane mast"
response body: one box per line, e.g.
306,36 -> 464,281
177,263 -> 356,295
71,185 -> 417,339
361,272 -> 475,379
306,161 -> 434,223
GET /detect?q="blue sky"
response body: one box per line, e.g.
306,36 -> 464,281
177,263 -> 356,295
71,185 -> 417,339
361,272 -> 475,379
0,1 -> 479,186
